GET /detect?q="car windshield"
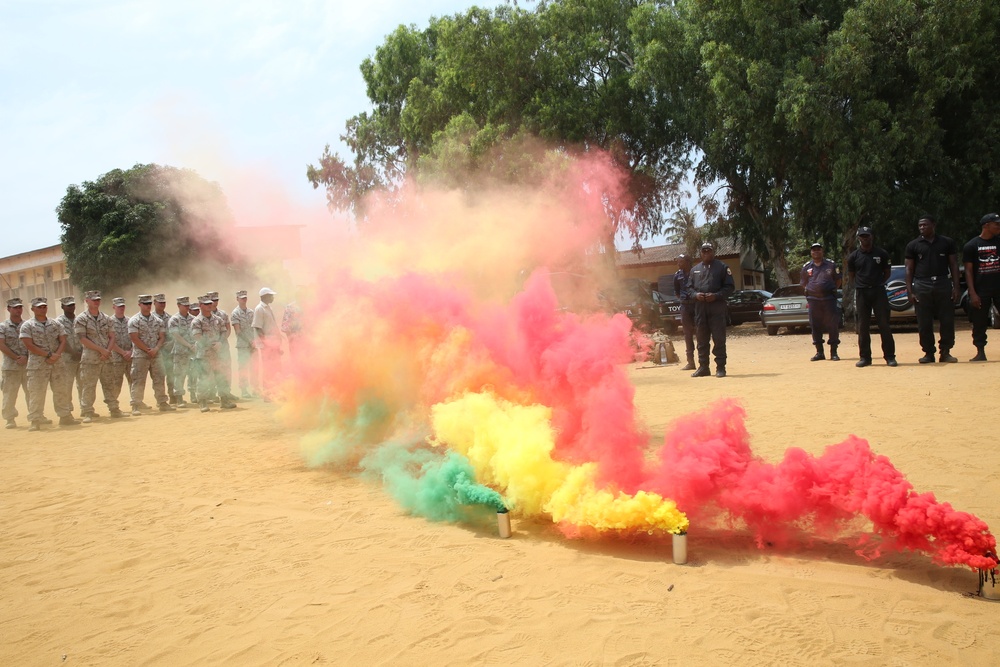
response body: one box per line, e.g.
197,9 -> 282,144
771,285 -> 805,298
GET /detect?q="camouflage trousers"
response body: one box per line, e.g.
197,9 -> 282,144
130,355 -> 168,407
191,355 -> 231,404
171,354 -> 194,400
79,362 -> 121,415
236,346 -> 258,392
56,359 -> 81,412
27,364 -> 73,423
2,368 -> 28,421
159,353 -> 174,398
109,361 -> 129,406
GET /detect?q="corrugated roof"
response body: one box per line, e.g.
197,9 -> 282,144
616,237 -> 742,267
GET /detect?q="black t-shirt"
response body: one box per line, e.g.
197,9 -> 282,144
904,234 -> 957,279
963,235 -> 1000,292
847,247 -> 891,288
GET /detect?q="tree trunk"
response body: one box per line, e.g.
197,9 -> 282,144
764,237 -> 794,286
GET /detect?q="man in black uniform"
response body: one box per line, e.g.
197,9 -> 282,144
847,227 -> 897,367
673,254 -> 695,370
801,241 -> 842,361
904,214 -> 960,363
962,213 -> 1000,361
686,242 -> 735,377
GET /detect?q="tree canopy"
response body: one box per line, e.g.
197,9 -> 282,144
57,164 -> 245,294
311,0 -> 1000,284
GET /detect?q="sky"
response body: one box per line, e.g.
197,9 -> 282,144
0,0 -> 491,257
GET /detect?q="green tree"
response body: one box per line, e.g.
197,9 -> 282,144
307,0 -> 690,247
57,164 -> 245,294
662,207 -> 703,256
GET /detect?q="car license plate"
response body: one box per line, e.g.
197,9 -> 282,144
779,303 -> 801,310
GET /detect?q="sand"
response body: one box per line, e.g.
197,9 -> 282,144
2,323 -> 999,666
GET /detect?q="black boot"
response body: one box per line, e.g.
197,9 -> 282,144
971,347 -> 987,362
810,344 -> 825,361
681,357 -> 696,371
830,345 -> 840,361
691,366 -> 711,377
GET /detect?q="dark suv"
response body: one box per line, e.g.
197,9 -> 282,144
600,279 -> 660,332
654,275 -> 682,333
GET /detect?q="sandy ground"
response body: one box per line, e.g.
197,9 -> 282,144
2,322 -> 999,666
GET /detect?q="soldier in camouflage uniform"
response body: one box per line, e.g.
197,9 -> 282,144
167,296 -> 196,407
128,294 -> 174,415
230,290 -> 257,399
20,297 -> 77,430
208,291 -> 236,403
55,295 -> 82,414
152,293 -> 173,399
109,297 -> 133,409
75,290 -> 124,421
191,295 -> 236,412
1,297 -> 29,429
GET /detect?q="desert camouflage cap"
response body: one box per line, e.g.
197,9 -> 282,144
137,294 -> 153,304
112,297 -> 126,307
198,294 -> 213,305
7,297 -> 23,307
176,296 -> 190,306
207,291 -> 220,301
189,302 -> 200,310
84,290 -> 102,300
60,295 -> 75,306
153,293 -> 166,303
32,297 -> 48,307
236,290 -> 248,299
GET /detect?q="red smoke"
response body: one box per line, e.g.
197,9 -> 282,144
645,400 -> 996,569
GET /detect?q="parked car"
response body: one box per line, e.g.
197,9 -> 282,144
654,274 -> 682,333
599,279 -> 660,332
760,286 -> 843,336
726,289 -> 772,325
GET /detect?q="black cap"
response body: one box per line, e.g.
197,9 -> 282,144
810,241 -> 823,249
857,227 -> 873,236
701,242 -> 714,250
981,213 -> 1000,226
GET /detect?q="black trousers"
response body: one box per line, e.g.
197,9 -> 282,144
855,287 -> 895,360
913,279 -> 955,355
969,290 -> 1000,348
808,298 -> 840,346
694,301 -> 727,368
680,303 -> 695,361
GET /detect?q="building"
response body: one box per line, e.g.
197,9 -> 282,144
0,244 -> 78,306
617,238 -> 766,291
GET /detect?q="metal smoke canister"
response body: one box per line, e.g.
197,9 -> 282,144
979,560 -> 1000,600
497,508 -> 512,539
672,531 -> 688,565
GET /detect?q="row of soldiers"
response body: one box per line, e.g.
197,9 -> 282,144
1,289 -> 264,431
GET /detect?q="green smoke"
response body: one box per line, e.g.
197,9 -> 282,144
361,443 -> 507,522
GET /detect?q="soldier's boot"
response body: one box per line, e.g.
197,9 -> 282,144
939,349 -> 958,363
829,345 -> 840,361
970,347 -> 987,362
810,344 -> 825,361
691,365 -> 711,378
5,419 -> 16,429
59,415 -> 79,426
158,402 -> 176,412
681,356 -> 696,371
168,395 -> 178,406
28,421 -> 41,432
715,366 -> 727,378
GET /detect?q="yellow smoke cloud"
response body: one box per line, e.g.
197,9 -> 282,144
430,391 -> 688,534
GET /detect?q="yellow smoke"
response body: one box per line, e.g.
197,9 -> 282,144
430,391 -> 688,534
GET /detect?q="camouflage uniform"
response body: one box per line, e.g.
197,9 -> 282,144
152,295 -> 173,397
128,307 -> 169,408
110,304 -> 133,403
191,300 -> 234,409
75,302 -> 119,417
1,302 -> 29,425
167,303 -> 196,402
55,305 -> 82,411
20,313 -> 72,423
231,296 -> 257,395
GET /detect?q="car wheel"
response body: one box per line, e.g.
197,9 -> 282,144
766,325 -> 778,336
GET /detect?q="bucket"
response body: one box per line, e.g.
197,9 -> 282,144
672,532 -> 687,565
497,509 -> 512,539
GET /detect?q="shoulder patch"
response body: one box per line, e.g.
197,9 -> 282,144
726,267 -> 732,275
